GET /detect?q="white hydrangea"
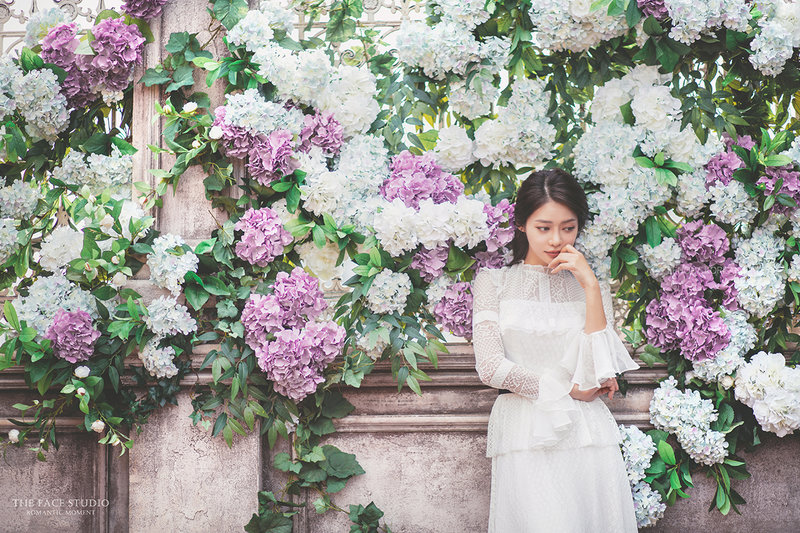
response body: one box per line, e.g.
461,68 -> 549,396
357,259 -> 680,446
749,0 -> 800,76
222,88 -> 305,136
24,7 -> 68,48
0,219 -> 19,265
228,10 -> 275,51
649,376 -> 728,465
675,169 -> 711,218
258,0 -> 295,33
16,274 -> 97,335
473,77 -> 555,168
734,227 -> 786,318
781,137 -> 800,165
147,234 -> 199,296
574,122 -> 641,188
145,296 -> 197,336
54,148 -> 133,197
372,199 -> 420,256
528,0 -> 629,52
630,85 -> 682,132
448,196 -> 490,249
735,351 -> 800,437
0,57 -> 21,119
448,74 -> 498,120
0,179 -> 40,220
709,180 -> 758,228
432,0 -> 490,30
433,125 -> 476,172
786,254 -> 800,282
639,237 -> 682,280
365,270 -> 412,315
692,310 -> 755,384
355,328 -> 390,360
139,337 -> 179,379
297,241 -> 342,282
664,0 -> 751,44
396,19 -> 482,80
618,424 -> 656,485
631,481 -> 666,528
12,69 -> 69,142
39,226 -> 84,272
317,65 -> 380,137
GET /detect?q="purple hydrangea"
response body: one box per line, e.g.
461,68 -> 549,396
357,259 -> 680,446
411,246 -> 449,282
45,309 -> 100,364
256,321 -> 345,401
62,57 -> 102,108
637,0 -> 669,18
381,151 -> 465,209
716,258 -> 740,310
757,165 -> 800,214
234,207 -> 293,267
121,0 -> 168,20
473,250 -> 507,272
433,281 -> 473,339
645,295 -> 730,362
41,23 -> 79,67
271,267 -> 328,326
299,111 -> 344,156
705,150 -> 744,187
677,220 -> 729,266
89,18 -> 145,92
247,129 -> 299,186
660,262 -> 716,301
212,106 -> 259,159
241,293 -> 285,350
484,199 -> 515,253
722,133 -> 756,151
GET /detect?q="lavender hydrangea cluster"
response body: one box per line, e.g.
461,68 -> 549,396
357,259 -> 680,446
411,246 -> 449,282
433,281 -> 473,339
650,377 -> 729,466
16,275 -> 97,335
241,268 -> 345,401
248,129 -> 299,186
381,151 -> 464,209
365,270 -> 413,315
234,207 -> 293,267
637,0 -> 669,18
646,221 -> 740,362
758,165 -> 800,215
45,309 -> 101,364
147,234 -> 199,296
735,351 -> 800,437
299,111 -> 344,156
121,0 -> 169,20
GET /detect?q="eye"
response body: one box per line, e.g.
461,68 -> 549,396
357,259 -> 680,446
564,226 -> 576,232
537,227 -> 549,232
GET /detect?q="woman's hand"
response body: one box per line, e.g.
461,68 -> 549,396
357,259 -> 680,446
597,377 -> 619,400
569,384 -> 601,402
547,244 -> 598,289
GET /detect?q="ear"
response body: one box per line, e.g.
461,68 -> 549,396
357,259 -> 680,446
517,226 -> 525,232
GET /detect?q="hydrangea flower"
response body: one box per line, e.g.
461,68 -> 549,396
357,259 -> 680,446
735,351 -> 800,437
381,151 -> 464,209
24,7 -> 68,48
16,275 -> 97,336
39,226 -> 84,272
0,219 -> 19,265
122,0 -> 169,20
138,337 -> 179,379
0,180 -> 40,220
677,220 -> 729,266
758,165 -> 800,215
45,309 -> 100,364
365,270 -> 412,315
234,207 -> 293,266
411,246 -> 449,282
147,234 -> 199,296
227,10 -> 276,51
12,69 -> 69,141
528,0 -> 629,53
483,199 -> 515,253
433,281 -> 473,339
145,296 -> 197,336
247,129 -> 299,186
299,111 -> 344,156
432,125 -> 476,172
90,18 -> 146,94
639,238 -> 682,279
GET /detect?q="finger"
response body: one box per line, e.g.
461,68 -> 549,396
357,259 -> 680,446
607,388 -> 615,400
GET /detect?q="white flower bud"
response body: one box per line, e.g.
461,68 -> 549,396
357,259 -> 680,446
720,375 -> 734,389
111,256 -> 120,265
163,103 -> 174,115
183,102 -> 198,113
111,273 -> 128,288
208,126 -> 223,140
191,139 -> 201,149
39,438 -> 45,444
91,420 -> 105,433
74,366 -> 90,378
7,429 -> 19,443
76,387 -> 86,396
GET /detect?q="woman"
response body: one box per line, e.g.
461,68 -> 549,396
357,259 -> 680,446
472,169 -> 639,532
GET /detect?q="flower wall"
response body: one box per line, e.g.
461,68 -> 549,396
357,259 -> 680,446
3,0 -> 800,529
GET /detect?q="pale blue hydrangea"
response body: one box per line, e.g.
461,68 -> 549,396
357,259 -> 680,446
432,0 -> 490,30
138,336 -> 179,378
0,180 -> 41,219
147,234 -> 199,296
145,296 -> 197,336
259,0 -> 296,34
787,254 -> 800,282
676,169 -> 711,218
709,179 -> 758,229
0,57 -> 21,119
528,0 -> 628,53
676,426 -> 729,466
782,137 -> 800,165
54,148 -> 132,196
0,219 -> 19,265
639,237 -> 682,280
574,122 -> 641,188
665,0 -> 751,44
733,227 -> 786,318
631,481 -> 666,528
228,10 -> 275,52
396,19 -> 483,80
12,69 -> 69,142
448,74 -> 498,120
618,424 -> 657,485
24,7 -> 68,48
16,274 -> 97,335
749,20 -> 794,76
223,88 -> 304,136
365,270 -> 412,315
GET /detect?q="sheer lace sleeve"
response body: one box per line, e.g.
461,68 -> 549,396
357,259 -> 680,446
472,270 -> 544,399
561,283 -> 640,390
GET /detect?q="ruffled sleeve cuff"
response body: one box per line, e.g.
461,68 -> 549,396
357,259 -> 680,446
526,373 -> 578,446
561,325 -> 640,391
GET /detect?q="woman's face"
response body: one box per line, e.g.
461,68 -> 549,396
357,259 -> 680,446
520,200 -> 579,266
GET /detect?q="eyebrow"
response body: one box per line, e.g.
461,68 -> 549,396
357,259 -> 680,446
533,218 -> 577,223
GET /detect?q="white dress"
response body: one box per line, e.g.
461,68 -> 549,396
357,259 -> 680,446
472,263 -> 640,533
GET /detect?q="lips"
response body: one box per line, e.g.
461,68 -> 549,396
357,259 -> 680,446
545,251 -> 561,256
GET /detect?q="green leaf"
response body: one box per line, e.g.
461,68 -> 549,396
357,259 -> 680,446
658,440 -> 676,465
19,48 -> 44,72
763,154 -> 792,167
4,301 -> 20,331
194,238 -> 217,255
445,245 -> 475,274
185,284 -> 210,310
320,445 -> 365,479
110,137 -> 138,155
645,217 -> 662,248
213,0 -> 249,29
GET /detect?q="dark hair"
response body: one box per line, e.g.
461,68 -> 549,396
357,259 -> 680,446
510,169 -> 589,265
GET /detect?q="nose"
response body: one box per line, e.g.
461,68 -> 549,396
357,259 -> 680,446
549,230 -> 562,247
